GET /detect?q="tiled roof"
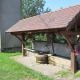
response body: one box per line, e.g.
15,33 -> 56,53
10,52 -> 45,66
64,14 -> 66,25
6,4 -> 80,33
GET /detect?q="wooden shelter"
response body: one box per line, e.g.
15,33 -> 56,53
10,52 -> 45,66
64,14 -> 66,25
5,5 -> 80,73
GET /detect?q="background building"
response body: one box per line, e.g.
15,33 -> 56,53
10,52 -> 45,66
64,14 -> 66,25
0,0 -> 22,52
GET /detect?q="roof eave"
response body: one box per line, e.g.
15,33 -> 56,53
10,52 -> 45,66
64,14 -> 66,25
66,11 -> 80,31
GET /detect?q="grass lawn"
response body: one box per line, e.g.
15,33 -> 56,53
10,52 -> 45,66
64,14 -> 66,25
0,52 -> 53,80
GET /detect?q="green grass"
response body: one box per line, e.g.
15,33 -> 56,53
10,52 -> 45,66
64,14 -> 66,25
56,70 -> 70,77
0,52 -> 53,80
74,70 -> 80,78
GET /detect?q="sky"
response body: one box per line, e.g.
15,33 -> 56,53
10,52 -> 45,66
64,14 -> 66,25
45,0 -> 80,11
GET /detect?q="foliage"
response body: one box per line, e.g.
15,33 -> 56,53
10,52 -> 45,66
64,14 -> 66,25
22,0 -> 67,48
35,33 -> 47,41
26,33 -> 47,49
56,34 -> 67,44
0,52 -> 53,80
22,0 -> 51,18
26,38 -> 32,49
22,0 -> 51,48
26,33 -> 68,49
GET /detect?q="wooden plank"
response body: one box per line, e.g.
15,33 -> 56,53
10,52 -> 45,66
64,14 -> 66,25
61,31 -> 80,35
11,32 -> 22,35
11,28 -> 65,35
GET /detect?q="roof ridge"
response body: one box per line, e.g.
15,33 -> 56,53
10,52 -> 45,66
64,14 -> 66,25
6,4 -> 80,33
57,4 -> 80,11
42,4 -> 80,15
22,4 -> 80,20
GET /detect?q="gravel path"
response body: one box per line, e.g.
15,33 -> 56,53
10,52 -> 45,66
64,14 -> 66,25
13,53 -> 64,77
12,53 -> 80,80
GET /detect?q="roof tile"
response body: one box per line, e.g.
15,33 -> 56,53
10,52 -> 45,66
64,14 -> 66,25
6,4 -> 80,33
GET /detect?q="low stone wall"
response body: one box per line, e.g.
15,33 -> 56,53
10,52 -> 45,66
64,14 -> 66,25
48,55 -> 71,69
26,50 -> 71,69
32,41 -> 71,58
32,41 -> 80,67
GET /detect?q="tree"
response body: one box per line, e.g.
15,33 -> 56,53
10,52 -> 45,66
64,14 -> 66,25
22,0 -> 51,18
22,0 -> 51,48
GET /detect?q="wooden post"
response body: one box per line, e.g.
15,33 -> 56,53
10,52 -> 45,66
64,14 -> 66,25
22,42 -> 25,56
71,51 -> 76,73
60,32 -> 77,73
71,26 -> 77,73
22,33 -> 26,56
47,33 -> 55,55
71,23 -> 77,73
71,36 -> 77,73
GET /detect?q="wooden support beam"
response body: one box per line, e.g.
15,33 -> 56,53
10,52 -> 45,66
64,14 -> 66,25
22,42 -> 25,56
11,32 -> 22,35
60,32 -> 73,50
61,31 -> 77,73
71,25 -> 77,73
22,33 -> 26,56
47,33 -> 55,55
14,35 -> 23,42
12,34 -> 25,56
11,33 -> 26,56
10,28 -> 65,35
61,31 -> 80,35
77,28 -> 80,31
71,44 -> 76,74
75,23 -> 77,31
71,51 -> 76,73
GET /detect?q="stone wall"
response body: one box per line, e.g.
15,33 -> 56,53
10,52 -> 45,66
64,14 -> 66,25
33,41 -> 71,58
32,41 -> 80,67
